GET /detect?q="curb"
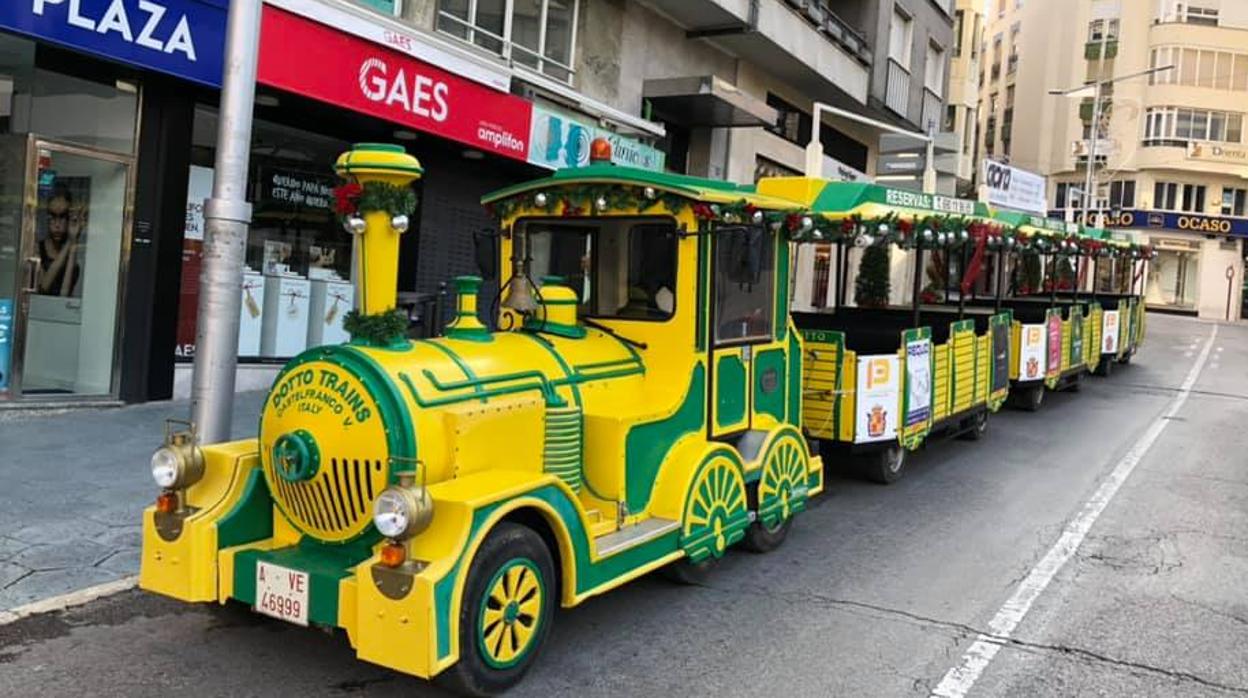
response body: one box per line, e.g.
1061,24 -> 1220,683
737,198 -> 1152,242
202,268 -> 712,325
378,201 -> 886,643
0,575 -> 138,626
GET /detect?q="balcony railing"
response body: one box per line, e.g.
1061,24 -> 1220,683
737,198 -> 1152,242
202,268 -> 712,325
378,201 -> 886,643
921,87 -> 943,131
782,0 -> 873,65
436,10 -> 576,84
885,59 -> 910,117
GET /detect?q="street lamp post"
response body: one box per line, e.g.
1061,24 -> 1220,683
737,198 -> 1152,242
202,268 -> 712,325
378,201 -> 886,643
1048,64 -> 1174,229
190,0 -> 263,444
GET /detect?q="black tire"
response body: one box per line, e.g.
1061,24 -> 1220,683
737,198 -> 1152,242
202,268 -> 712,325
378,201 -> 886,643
438,523 -> 556,697
859,445 -> 906,484
660,557 -> 716,585
741,516 -> 793,553
1065,376 -> 1082,393
1014,384 -> 1044,412
1095,357 -> 1114,377
1118,350 -> 1133,365
958,411 -> 989,441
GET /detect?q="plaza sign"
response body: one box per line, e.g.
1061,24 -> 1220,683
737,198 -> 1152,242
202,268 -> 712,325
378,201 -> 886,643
1051,208 -> 1248,237
258,6 -> 533,161
0,0 -> 226,86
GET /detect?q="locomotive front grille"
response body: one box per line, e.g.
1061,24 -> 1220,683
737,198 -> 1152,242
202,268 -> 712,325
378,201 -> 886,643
267,456 -> 390,541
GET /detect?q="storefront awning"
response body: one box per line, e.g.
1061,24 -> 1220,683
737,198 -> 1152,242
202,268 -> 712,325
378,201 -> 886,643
643,76 -> 777,128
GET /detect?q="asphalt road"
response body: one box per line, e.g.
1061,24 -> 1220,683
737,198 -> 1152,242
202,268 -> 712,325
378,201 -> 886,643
2,314 -> 1245,697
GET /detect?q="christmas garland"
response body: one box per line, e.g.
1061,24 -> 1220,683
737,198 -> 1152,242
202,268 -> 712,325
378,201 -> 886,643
343,309 -> 409,348
333,180 -> 419,222
484,183 -> 1160,259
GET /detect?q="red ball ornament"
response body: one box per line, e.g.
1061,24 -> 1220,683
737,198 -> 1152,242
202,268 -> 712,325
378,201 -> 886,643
589,137 -> 613,164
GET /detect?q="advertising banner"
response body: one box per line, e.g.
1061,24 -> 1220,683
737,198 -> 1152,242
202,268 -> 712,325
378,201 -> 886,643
904,339 -> 932,427
991,321 -> 1010,393
258,6 -> 533,162
982,160 -> 1047,215
0,298 -> 12,390
1019,323 -> 1046,381
1046,314 -> 1063,376
0,0 -> 227,86
527,105 -> 664,172
855,354 -> 900,443
1102,310 -> 1120,354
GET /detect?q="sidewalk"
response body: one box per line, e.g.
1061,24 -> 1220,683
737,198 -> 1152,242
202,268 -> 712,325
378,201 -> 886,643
0,392 -> 266,610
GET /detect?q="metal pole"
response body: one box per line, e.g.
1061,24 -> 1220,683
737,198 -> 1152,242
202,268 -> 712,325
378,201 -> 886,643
190,0 -> 262,444
1081,80 -> 1102,229
923,126 -> 937,195
912,246 -> 924,327
994,250 -> 1006,312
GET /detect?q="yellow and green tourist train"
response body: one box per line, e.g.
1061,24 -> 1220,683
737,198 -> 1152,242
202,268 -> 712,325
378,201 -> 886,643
140,142 -> 1153,695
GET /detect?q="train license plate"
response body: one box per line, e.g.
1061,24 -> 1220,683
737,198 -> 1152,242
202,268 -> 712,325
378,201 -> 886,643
255,561 -> 309,626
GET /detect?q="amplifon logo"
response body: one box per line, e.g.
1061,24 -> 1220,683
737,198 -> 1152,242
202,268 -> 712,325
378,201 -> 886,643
358,56 -> 449,122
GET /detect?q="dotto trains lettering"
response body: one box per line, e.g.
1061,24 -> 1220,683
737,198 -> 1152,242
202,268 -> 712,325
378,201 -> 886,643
269,367 -> 373,425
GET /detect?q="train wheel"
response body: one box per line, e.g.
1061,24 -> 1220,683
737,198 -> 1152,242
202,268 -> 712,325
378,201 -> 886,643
660,558 -> 717,586
678,454 -> 751,564
743,431 -> 809,553
860,445 -> 906,485
958,411 -> 989,441
1095,358 -> 1114,377
441,523 -> 555,697
1014,384 -> 1044,412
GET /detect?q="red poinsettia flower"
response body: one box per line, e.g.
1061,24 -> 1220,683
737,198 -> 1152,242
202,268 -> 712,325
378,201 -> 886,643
333,183 -> 362,215
692,203 -> 717,221
898,218 -> 914,235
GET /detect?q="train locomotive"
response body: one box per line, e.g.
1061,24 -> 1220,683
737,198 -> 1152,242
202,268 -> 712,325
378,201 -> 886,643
141,143 -> 824,695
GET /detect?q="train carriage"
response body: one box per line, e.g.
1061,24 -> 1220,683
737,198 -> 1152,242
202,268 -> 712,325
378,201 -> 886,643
141,143 -> 826,696
767,179 -> 1013,483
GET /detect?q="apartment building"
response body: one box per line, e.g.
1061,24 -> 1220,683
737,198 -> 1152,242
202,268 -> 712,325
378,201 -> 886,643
947,0 -> 984,195
979,0 -> 1248,319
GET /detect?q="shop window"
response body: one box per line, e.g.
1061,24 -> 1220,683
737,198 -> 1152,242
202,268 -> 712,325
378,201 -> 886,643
1222,188 -> 1246,217
437,0 -> 578,82
177,107 -> 355,361
715,227 -> 775,343
525,218 -> 677,321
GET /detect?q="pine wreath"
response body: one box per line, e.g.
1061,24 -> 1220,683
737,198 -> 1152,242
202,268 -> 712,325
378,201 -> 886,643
343,309 -> 409,347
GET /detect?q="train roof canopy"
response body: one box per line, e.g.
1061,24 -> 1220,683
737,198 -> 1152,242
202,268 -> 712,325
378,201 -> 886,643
756,179 -> 993,220
480,164 -> 801,212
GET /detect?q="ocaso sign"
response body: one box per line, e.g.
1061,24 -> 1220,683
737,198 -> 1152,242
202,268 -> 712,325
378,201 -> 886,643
258,6 -> 532,161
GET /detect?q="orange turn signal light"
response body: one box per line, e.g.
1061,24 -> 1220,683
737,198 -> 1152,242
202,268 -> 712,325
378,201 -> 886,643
155,491 -> 179,514
379,542 -> 406,568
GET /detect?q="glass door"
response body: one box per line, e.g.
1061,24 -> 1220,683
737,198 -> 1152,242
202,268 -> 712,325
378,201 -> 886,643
6,139 -> 133,399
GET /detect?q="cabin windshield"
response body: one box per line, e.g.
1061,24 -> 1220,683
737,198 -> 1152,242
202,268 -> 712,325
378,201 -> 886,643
519,217 -> 678,321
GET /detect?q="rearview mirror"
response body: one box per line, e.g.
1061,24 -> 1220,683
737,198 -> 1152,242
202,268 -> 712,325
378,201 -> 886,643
473,228 -> 498,281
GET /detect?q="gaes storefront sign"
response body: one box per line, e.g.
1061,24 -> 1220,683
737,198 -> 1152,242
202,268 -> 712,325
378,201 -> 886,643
1052,208 -> 1248,237
0,0 -> 227,87
258,6 -> 533,161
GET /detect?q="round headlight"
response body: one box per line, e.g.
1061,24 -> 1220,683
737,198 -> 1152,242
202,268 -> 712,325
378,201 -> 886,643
373,489 -> 411,539
151,447 -> 182,489
372,485 -> 434,541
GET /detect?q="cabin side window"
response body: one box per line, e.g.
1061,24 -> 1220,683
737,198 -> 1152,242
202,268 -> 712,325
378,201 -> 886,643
521,218 -> 678,321
714,227 -> 776,343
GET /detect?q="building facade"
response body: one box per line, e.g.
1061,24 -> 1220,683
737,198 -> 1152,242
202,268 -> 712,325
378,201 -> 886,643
946,0 -> 983,195
0,0 -> 963,405
979,0 -> 1248,320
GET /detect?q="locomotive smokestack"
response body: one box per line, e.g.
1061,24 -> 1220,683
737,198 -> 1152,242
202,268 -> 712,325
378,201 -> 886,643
333,143 -> 423,315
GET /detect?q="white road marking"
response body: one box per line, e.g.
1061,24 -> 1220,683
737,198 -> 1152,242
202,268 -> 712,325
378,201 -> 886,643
931,324 -> 1218,698
0,575 -> 137,626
